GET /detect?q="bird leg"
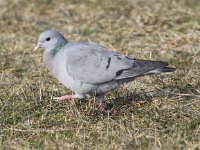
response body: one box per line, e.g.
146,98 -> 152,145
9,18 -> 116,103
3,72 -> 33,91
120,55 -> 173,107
96,94 -> 106,113
98,100 -> 106,112
53,95 -> 75,102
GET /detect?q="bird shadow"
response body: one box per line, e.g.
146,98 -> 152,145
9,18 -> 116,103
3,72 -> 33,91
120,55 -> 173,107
74,88 -> 161,116
84,84 -> 187,116
105,89 -> 157,114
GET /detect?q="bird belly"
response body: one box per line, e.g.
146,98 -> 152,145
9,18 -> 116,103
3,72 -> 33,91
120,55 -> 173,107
53,64 -> 97,95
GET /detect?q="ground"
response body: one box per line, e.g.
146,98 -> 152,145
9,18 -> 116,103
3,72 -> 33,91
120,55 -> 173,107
0,0 -> 200,149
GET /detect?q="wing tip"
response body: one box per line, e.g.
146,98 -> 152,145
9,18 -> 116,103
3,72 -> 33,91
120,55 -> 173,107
158,67 -> 176,72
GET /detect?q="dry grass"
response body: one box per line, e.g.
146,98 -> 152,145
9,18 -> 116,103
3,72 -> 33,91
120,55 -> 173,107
0,0 -> 200,149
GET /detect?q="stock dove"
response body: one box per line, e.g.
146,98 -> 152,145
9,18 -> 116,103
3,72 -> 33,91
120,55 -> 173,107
34,30 -> 175,110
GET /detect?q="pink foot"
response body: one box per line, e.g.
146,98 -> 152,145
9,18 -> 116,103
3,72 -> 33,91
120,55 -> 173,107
53,95 -> 75,102
97,101 -> 107,113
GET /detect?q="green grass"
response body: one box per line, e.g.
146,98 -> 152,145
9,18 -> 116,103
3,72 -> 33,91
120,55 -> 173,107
0,0 -> 200,149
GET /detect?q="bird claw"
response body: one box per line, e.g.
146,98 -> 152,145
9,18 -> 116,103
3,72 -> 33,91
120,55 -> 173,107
96,101 -> 111,114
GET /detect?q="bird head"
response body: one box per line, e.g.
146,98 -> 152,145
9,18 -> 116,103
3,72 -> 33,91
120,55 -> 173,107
34,30 -> 67,54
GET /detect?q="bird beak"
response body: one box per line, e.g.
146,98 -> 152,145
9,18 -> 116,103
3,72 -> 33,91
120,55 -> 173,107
34,42 -> 42,51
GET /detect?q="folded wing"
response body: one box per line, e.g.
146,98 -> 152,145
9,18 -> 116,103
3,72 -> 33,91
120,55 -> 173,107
65,42 -> 175,85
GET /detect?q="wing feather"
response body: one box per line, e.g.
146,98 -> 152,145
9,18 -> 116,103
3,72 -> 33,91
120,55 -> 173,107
65,42 -> 174,85
114,60 -> 169,80
65,42 -> 134,84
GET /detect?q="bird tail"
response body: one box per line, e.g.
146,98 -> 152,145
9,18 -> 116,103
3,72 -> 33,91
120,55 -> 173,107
115,59 -> 176,81
145,67 -> 176,74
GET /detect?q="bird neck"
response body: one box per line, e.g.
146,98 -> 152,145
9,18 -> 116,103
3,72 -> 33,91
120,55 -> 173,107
50,40 -> 68,56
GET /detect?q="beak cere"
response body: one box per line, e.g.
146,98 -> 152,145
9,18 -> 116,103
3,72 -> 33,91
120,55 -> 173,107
34,42 -> 42,51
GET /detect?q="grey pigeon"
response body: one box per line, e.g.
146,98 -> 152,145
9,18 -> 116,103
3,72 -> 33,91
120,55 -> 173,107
34,30 -> 175,110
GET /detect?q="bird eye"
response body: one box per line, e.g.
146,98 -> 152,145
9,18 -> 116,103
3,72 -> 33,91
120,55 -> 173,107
46,37 -> 50,41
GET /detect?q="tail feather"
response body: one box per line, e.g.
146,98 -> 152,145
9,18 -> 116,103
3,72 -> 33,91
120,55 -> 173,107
146,67 -> 176,74
115,59 -> 176,80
